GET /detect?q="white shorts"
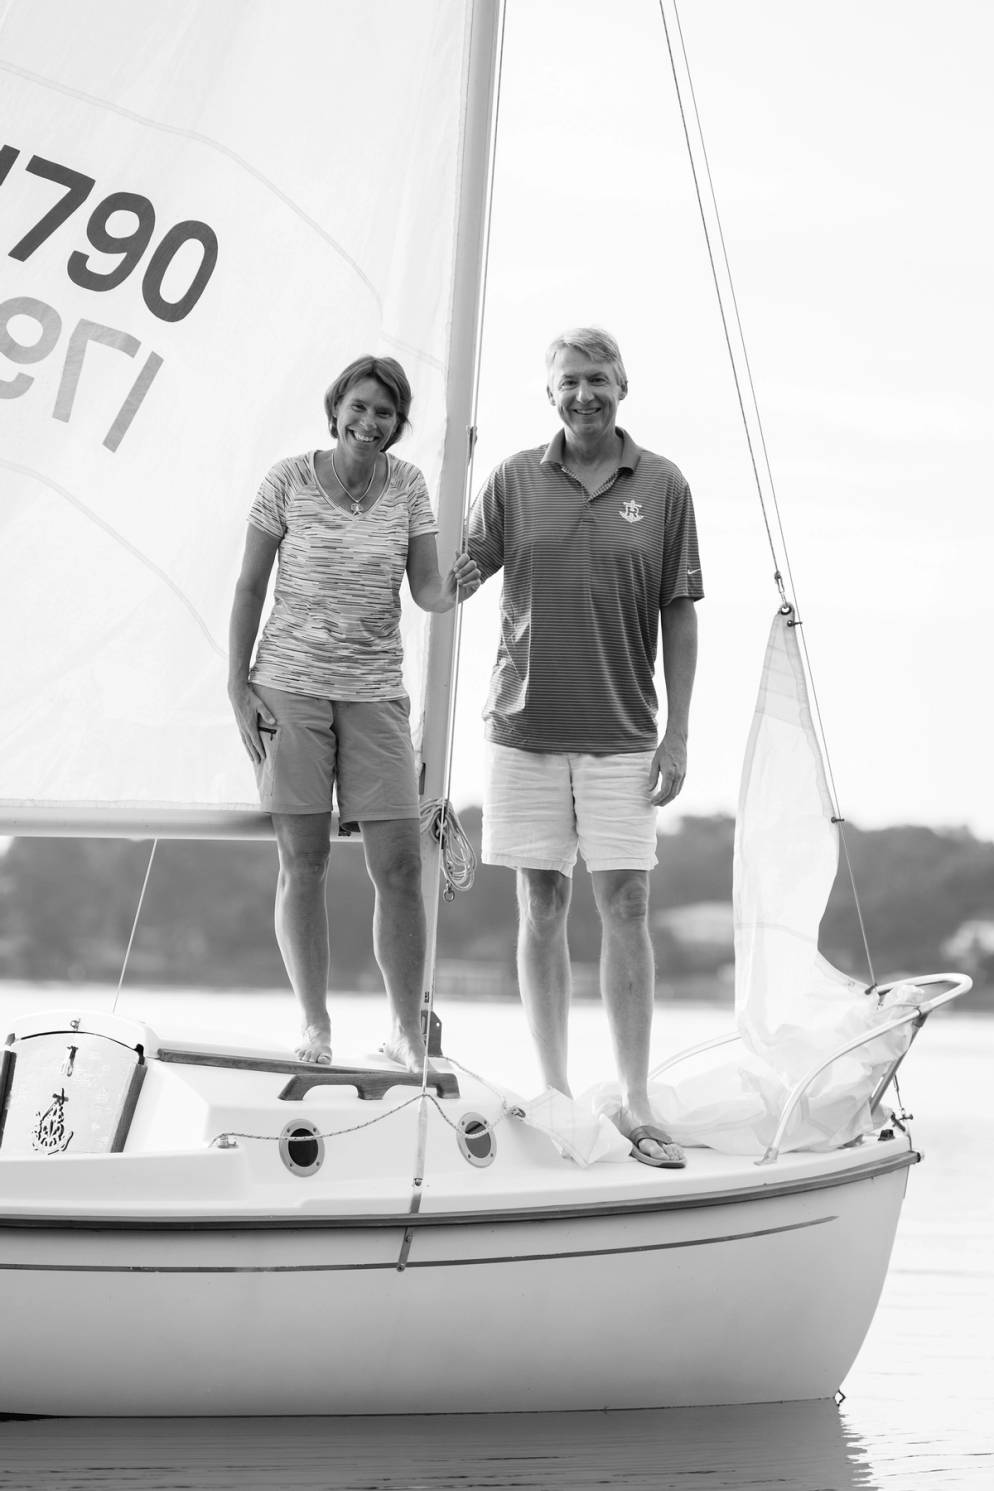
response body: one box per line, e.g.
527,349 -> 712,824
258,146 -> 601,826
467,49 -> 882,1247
482,743 -> 659,876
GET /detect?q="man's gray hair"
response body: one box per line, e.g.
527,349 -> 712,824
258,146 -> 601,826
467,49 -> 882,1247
545,327 -> 628,395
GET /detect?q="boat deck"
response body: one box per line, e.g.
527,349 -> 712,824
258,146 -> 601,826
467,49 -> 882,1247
0,1008 -> 918,1224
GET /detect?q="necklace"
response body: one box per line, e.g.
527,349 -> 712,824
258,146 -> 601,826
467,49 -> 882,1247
330,450 -> 378,516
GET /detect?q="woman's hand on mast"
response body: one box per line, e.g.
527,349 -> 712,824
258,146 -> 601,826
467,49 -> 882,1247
407,533 -> 481,611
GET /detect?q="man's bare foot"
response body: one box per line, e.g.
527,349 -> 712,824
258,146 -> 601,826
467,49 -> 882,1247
295,1024 -> 333,1065
380,1025 -> 438,1077
616,1102 -> 685,1167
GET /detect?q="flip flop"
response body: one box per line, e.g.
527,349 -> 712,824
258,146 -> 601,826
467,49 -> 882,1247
628,1123 -> 686,1169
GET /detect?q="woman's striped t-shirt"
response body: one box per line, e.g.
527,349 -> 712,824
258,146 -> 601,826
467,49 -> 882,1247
247,451 -> 437,701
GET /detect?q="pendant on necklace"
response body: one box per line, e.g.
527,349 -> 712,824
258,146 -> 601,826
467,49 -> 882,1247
331,450 -> 376,518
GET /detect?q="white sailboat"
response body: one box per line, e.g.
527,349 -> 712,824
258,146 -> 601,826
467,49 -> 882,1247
0,1 -> 972,1415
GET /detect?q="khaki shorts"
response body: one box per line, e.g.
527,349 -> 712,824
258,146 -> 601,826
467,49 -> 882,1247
252,685 -> 419,821
482,742 -> 659,875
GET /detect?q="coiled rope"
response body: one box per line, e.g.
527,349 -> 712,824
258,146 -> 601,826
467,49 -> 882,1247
420,797 -> 478,901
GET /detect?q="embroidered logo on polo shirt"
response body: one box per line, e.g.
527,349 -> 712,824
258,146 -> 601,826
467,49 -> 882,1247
619,500 -> 643,524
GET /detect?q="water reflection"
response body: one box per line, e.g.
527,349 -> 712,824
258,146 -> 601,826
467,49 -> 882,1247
0,1400 -> 875,1490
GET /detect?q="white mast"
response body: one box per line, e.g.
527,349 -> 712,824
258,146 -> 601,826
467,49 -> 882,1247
418,0 -> 504,1016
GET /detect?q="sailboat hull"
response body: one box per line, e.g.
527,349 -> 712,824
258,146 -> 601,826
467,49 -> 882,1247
0,1013 -> 911,1416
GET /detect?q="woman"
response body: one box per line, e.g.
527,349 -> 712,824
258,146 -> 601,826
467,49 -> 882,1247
228,355 -> 479,1069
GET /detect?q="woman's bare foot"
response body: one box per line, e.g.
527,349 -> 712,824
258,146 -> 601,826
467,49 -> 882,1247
295,1023 -> 333,1065
380,1024 -> 437,1077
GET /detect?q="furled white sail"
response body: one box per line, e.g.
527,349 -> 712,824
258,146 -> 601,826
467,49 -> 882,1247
644,611 -> 922,1155
0,0 -> 479,827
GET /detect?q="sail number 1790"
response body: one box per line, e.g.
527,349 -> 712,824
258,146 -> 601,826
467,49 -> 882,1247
1,143 -> 221,451
0,145 -> 218,322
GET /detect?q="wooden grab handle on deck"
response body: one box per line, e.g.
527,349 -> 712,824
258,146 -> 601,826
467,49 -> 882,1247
278,1069 -> 459,1102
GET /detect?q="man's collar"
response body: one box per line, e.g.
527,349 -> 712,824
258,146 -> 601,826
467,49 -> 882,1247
541,427 -> 641,471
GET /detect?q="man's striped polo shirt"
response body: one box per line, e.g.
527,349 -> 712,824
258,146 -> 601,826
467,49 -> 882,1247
467,427 -> 703,754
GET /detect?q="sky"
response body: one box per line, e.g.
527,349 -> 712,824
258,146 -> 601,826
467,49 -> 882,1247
447,0 -> 994,839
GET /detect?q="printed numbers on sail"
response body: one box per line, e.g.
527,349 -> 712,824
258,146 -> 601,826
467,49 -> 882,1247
0,296 -> 163,451
0,145 -> 219,322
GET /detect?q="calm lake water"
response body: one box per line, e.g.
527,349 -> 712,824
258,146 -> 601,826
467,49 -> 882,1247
0,982 -> 991,1490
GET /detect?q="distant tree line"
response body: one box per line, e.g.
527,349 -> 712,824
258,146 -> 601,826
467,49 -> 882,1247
1,812 -> 992,995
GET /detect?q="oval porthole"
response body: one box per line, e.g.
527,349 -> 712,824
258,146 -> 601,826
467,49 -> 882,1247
279,1119 -> 325,1177
457,1112 -> 496,1168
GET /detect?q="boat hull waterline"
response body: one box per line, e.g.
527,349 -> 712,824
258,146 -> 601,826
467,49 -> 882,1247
0,1167 -> 910,1415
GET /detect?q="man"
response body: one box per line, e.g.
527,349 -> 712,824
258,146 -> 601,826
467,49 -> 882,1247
467,327 -> 702,1168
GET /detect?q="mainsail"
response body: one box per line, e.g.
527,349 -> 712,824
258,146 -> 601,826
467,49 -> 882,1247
0,0 -> 496,832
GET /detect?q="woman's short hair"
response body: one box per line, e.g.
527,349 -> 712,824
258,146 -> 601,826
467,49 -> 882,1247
324,355 -> 412,449
545,327 -> 628,396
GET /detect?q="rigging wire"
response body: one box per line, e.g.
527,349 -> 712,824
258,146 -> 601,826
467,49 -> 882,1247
667,6 -> 801,622
659,0 -> 877,987
110,838 -> 158,1017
